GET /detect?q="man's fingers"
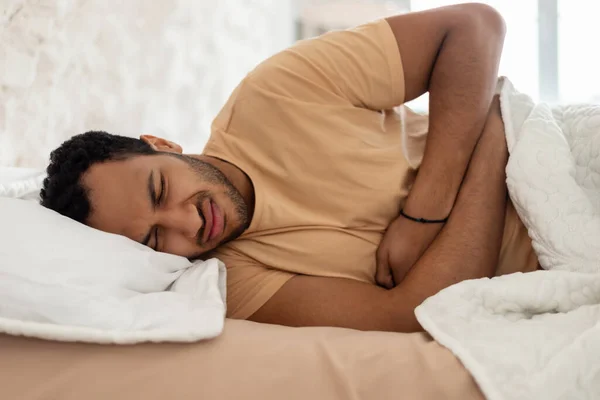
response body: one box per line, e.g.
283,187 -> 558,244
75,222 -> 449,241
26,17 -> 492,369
391,261 -> 414,286
375,251 -> 395,289
391,267 -> 406,288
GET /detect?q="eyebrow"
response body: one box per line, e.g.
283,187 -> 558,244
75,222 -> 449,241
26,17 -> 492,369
141,170 -> 156,247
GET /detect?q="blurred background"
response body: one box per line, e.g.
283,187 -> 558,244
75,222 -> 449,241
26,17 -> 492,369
0,0 -> 596,167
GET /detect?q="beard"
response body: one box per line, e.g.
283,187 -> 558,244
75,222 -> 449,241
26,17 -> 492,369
168,153 -> 251,247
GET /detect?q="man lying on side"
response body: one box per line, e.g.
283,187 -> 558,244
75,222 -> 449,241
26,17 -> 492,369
40,4 -> 539,332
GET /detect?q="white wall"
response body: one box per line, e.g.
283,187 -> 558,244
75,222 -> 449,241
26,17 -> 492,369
0,0 -> 295,168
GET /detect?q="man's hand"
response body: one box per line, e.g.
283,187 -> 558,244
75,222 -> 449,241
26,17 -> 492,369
375,216 -> 442,288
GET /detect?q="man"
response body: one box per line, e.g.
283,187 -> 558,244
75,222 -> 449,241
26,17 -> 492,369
40,4 -> 538,333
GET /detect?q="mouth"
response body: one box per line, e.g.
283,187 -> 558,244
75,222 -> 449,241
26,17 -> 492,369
199,198 -> 224,244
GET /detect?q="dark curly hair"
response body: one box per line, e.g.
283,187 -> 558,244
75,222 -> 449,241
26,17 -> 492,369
40,131 -> 156,223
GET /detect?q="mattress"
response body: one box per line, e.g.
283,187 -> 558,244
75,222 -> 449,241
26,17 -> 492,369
0,319 -> 483,400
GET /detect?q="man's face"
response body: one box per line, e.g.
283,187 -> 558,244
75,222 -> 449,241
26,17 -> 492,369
82,153 -> 249,259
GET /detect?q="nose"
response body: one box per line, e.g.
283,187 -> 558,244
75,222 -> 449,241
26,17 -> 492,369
159,202 -> 203,239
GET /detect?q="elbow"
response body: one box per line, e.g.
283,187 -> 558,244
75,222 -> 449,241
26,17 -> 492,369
459,3 -> 507,40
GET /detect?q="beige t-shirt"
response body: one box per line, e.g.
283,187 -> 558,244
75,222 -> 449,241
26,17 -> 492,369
204,20 -> 538,320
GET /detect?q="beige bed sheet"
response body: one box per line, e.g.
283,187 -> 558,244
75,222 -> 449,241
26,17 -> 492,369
0,319 -> 483,400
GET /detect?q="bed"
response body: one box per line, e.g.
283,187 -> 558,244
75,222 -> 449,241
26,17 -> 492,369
0,167 -> 482,399
3,76 -> 600,399
0,320 -> 482,400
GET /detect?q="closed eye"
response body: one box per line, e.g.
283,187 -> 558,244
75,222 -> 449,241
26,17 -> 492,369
142,170 -> 165,251
152,172 -> 166,251
157,172 -> 165,205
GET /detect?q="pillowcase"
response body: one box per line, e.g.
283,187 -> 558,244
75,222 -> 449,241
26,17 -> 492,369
0,168 -> 226,344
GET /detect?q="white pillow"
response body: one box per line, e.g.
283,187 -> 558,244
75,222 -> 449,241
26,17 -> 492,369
0,166 -> 45,200
0,168 -> 226,344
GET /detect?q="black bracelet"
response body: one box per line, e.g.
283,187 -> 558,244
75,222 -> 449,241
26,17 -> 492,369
400,208 -> 449,224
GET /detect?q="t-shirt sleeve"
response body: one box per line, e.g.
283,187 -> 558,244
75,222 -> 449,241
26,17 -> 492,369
225,260 -> 295,320
247,19 -> 405,110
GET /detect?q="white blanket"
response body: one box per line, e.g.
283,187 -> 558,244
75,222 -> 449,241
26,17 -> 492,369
0,169 -> 227,344
415,78 -> 600,400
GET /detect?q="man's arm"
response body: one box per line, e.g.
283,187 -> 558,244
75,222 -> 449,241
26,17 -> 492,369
375,4 -> 507,287
250,99 -> 509,332
387,3 -> 506,218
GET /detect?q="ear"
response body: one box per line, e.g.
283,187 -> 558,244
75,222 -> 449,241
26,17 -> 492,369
140,134 -> 183,154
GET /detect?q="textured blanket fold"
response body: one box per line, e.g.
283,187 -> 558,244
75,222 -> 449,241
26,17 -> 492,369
415,78 -> 600,400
